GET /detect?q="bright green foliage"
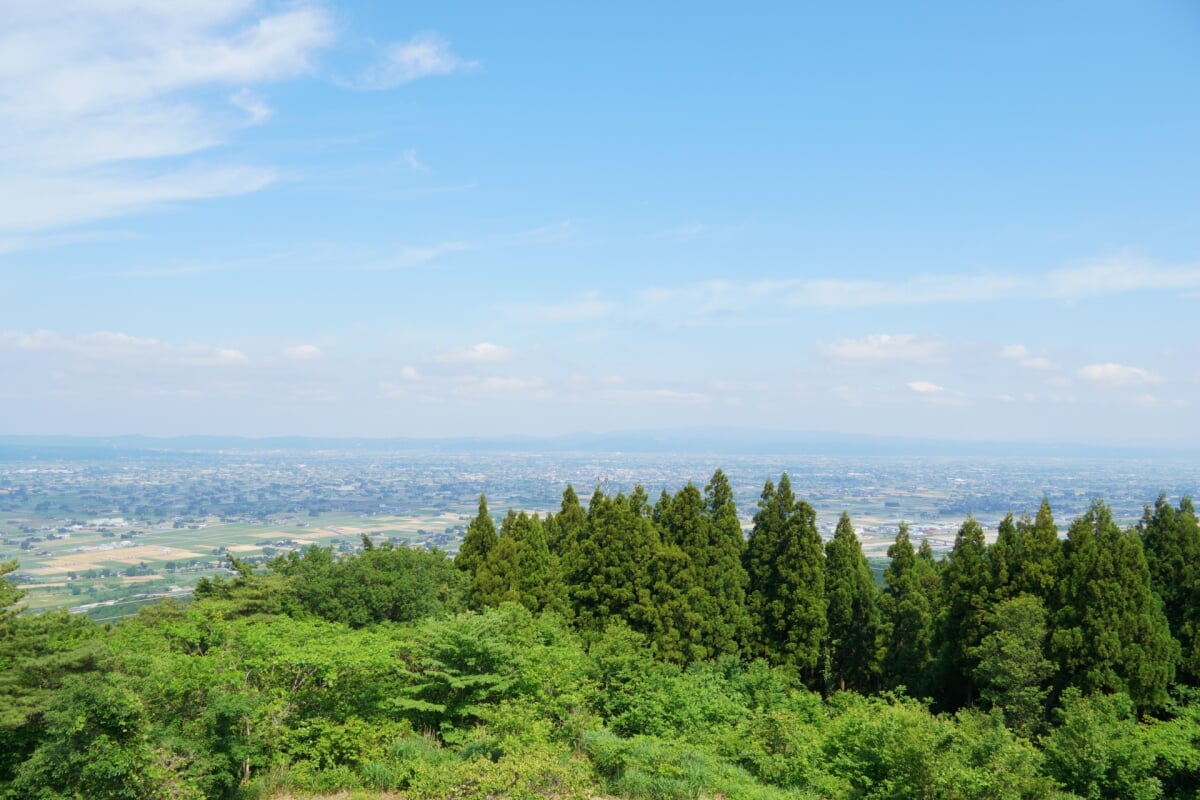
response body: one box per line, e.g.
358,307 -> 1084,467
744,474 -> 827,684
935,516 -> 990,709
568,490 -> 659,634
270,542 -> 463,626
456,494 -> 498,609
1042,688 -> 1161,800
880,524 -> 935,698
9,673 -> 159,800
1017,499 -> 1061,602
971,594 -> 1054,737
824,512 -> 881,693
0,561 -> 24,623
822,692 -> 1054,800
1139,494 -> 1200,683
1052,499 -> 1179,712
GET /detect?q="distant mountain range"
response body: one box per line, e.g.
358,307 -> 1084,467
0,431 -> 1195,460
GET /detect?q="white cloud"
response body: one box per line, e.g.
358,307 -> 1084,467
400,365 -> 421,381
358,32 -> 480,90
907,381 -> 945,394
820,334 -> 946,363
0,1 -> 335,235
402,148 -> 430,172
1078,363 -> 1163,386
436,342 -> 513,364
283,344 -> 323,361
0,329 -> 248,367
999,343 -> 1054,369
1046,257 -> 1200,300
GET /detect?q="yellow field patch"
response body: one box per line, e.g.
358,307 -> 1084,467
227,544 -> 261,553
29,544 -> 204,574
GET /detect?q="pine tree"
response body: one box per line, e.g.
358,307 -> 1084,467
1052,499 -> 1179,712
881,523 -> 935,697
936,516 -> 991,708
823,512 -> 881,692
1138,494 -> 1200,684
457,495 -> 497,610
744,473 -> 826,684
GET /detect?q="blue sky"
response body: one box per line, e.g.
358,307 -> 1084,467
2,1 -> 1199,444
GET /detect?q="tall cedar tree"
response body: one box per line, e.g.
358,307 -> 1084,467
568,489 -> 659,635
823,512 -> 881,692
1051,499 -> 1179,712
881,523 -> 935,697
457,495 -> 497,610
1138,494 -> 1200,684
546,484 -> 587,559
988,513 -> 1023,603
744,474 -> 827,684
475,511 -> 561,613
1017,499 -> 1061,602
702,469 -> 752,656
936,516 -> 990,709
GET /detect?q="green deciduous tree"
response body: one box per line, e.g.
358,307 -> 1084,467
971,594 -> 1053,738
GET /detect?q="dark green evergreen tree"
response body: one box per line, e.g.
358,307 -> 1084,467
702,469 -> 752,656
823,512 -> 881,692
881,523 -> 935,697
568,491 -> 659,634
1017,498 -> 1061,602
1139,494 -> 1200,684
744,473 -> 826,684
988,513 -> 1023,603
456,494 -> 497,610
935,516 -> 990,708
1051,499 -> 1179,712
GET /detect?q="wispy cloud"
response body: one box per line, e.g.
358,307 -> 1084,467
0,1 -> 336,235
518,291 -> 614,323
819,334 -> 947,363
635,256 -> 1200,314
907,380 -> 944,394
999,344 -> 1054,370
357,32 -> 480,90
283,344 -> 323,361
0,329 -> 248,367
435,343 -> 513,364
1077,362 -> 1163,386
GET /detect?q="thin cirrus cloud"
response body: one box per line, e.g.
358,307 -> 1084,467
0,329 -> 248,367
283,344 -> 323,361
1077,363 -> 1163,386
819,333 -> 947,363
635,257 -> 1200,314
356,32 -> 480,90
907,381 -> 945,394
0,1 -> 336,236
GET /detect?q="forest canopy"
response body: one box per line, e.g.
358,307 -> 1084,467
1,473 -> 1198,800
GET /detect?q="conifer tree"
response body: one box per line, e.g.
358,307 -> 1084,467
546,484 -> 587,558
702,469 -> 752,656
881,523 -> 934,697
568,491 -> 659,634
1139,495 -> 1200,683
457,495 -> 497,610
1052,499 -> 1179,711
988,513 -> 1023,603
744,473 -> 826,684
1017,498 -> 1061,602
936,516 -> 990,709
823,512 -> 881,692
